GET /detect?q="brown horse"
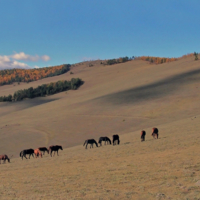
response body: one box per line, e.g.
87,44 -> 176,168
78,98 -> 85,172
38,147 -> 49,155
34,149 -> 43,158
152,127 -> 159,139
48,145 -> 63,157
141,130 -> 146,142
0,154 -> 10,164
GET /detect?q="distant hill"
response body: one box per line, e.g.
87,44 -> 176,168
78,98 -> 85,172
0,64 -> 70,86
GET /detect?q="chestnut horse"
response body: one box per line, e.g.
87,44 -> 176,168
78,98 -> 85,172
0,154 -> 10,164
113,135 -> 120,145
38,147 -> 49,155
48,145 -> 63,157
34,149 -> 43,158
98,137 -> 111,146
141,130 -> 146,142
151,127 -> 159,139
83,139 -> 98,149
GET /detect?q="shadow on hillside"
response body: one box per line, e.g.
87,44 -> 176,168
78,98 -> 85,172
95,68 -> 200,105
0,98 -> 59,116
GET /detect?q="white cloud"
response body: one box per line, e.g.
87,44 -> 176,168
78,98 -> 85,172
11,52 -> 39,61
41,55 -> 50,61
0,52 -> 50,70
0,56 -> 30,70
34,65 -> 40,69
10,52 -> 50,62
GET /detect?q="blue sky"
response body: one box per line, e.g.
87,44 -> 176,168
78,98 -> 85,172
0,0 -> 199,69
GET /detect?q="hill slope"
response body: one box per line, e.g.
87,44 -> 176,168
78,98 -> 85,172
0,56 -> 200,199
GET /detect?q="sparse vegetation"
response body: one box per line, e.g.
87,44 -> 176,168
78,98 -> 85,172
138,56 -> 178,64
106,56 -> 133,65
194,52 -> 198,60
137,53 -> 194,64
0,78 -> 83,102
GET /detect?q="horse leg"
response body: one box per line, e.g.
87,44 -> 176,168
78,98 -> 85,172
57,150 -> 59,156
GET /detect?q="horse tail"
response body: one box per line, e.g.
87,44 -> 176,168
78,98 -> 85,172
118,140 -> 120,145
19,151 -> 22,157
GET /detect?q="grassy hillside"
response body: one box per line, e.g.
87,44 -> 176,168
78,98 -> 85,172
0,56 -> 200,199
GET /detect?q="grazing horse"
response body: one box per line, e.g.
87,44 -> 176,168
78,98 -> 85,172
38,147 -> 49,155
98,137 -> 111,146
151,127 -> 159,139
20,149 -> 34,160
34,149 -> 43,158
48,145 -> 63,157
0,154 -> 10,164
113,135 -> 120,145
83,139 -> 98,149
141,130 -> 146,142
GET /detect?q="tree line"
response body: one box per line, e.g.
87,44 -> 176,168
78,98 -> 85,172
105,56 -> 134,65
0,64 -> 71,86
137,53 -> 195,64
0,78 -> 83,102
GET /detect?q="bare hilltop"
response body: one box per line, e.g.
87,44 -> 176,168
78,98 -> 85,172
0,55 -> 200,199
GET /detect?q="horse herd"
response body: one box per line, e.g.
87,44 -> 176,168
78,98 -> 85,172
0,128 -> 158,164
0,145 -> 63,164
83,134 -> 120,149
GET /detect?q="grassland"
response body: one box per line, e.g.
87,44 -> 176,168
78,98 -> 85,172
0,56 -> 200,199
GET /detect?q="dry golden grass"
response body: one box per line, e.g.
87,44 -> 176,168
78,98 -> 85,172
1,56 -> 200,199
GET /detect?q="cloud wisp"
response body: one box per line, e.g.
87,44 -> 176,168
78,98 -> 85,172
10,52 -> 50,62
0,52 -> 50,70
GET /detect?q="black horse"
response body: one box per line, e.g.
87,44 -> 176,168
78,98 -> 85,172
38,147 -> 49,155
20,149 -> 34,160
48,145 -> 63,157
113,135 -> 120,145
83,139 -> 98,149
98,137 -> 111,146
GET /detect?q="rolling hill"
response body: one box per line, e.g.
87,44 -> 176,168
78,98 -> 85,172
0,56 -> 200,199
